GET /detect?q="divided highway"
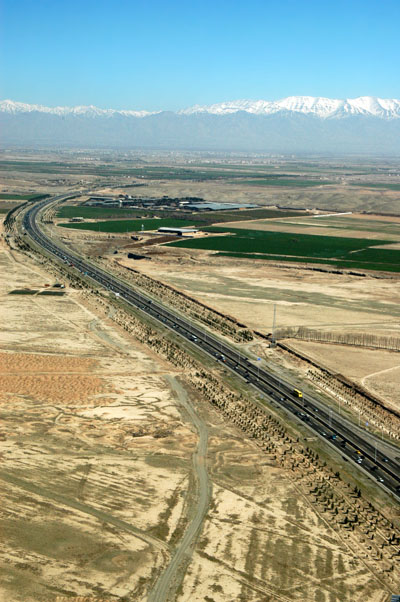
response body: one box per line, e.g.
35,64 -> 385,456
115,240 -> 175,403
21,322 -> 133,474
21,195 -> 400,499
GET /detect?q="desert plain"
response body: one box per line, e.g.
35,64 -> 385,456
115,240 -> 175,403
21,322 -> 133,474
1,152 -> 400,600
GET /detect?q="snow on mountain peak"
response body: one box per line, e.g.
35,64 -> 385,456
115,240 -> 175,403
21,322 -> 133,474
1,96 -> 400,119
180,96 -> 400,119
0,99 -> 157,118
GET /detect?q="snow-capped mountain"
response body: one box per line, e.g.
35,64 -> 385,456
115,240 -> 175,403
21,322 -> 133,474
1,96 -> 400,119
1,96 -> 400,152
0,99 -> 156,118
179,96 -> 400,119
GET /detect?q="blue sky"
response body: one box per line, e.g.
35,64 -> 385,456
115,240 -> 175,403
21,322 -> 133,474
1,0 -> 399,111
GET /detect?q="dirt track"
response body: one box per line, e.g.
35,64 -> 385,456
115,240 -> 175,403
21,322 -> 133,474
149,375 -> 211,601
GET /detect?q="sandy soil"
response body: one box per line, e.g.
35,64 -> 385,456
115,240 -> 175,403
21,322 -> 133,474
0,233 -> 197,600
134,253 -> 400,336
127,250 -> 400,415
365,366 -> 400,410
2,227 -> 396,600
177,430 -> 393,602
284,340 -> 400,381
283,340 -> 400,410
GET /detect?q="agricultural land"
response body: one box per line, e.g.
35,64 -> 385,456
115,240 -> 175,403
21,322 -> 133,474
1,150 -> 400,600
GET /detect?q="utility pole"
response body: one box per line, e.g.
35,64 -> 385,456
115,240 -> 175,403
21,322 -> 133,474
271,303 -> 277,347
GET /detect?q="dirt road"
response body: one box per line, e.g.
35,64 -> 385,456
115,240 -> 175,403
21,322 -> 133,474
148,375 -> 211,602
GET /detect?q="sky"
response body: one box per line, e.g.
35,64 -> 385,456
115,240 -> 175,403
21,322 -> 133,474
1,0 -> 399,111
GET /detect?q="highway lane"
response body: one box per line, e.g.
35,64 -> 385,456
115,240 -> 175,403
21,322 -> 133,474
20,195 -> 400,499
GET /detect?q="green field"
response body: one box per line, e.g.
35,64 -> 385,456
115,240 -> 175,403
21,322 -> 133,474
215,252 -> 400,272
0,193 -> 48,201
58,218 -> 202,233
57,206 -> 148,219
264,216 -> 400,238
168,227 -> 400,272
57,205 -> 308,224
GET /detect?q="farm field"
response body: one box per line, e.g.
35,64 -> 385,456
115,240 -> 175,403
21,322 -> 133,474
168,226 -> 400,272
57,205 -> 152,219
0,193 -> 48,201
58,217 -> 202,232
220,213 -> 400,240
0,193 -> 49,214
56,203 -> 308,223
60,216 -> 400,273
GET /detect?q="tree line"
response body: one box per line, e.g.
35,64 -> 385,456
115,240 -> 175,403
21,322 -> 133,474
275,326 -> 400,351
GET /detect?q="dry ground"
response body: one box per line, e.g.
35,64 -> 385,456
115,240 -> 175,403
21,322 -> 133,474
124,251 -> 400,412
281,340 -> 400,412
0,231 -> 196,600
1,222 -> 397,600
128,252 -> 400,335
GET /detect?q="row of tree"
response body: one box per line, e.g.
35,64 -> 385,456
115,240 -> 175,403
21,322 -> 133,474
276,326 -> 400,351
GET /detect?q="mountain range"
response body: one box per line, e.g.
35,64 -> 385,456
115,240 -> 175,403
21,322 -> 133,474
1,96 -> 400,153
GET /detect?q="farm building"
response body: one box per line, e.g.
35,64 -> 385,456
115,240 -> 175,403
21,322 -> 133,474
85,196 -> 119,206
157,227 -> 199,236
186,202 -> 257,211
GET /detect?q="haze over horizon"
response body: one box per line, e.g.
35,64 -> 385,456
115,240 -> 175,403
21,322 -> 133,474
1,0 -> 399,112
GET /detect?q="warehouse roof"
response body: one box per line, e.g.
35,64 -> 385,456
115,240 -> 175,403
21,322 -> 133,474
187,202 -> 257,211
157,227 -> 198,234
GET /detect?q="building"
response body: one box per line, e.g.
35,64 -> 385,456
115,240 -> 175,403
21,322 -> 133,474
85,196 -> 118,206
186,202 -> 257,211
157,227 -> 198,236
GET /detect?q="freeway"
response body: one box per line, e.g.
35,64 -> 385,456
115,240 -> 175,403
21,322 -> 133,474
21,194 -> 400,499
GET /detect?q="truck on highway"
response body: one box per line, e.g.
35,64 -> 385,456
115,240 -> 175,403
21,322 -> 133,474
293,389 -> 303,398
